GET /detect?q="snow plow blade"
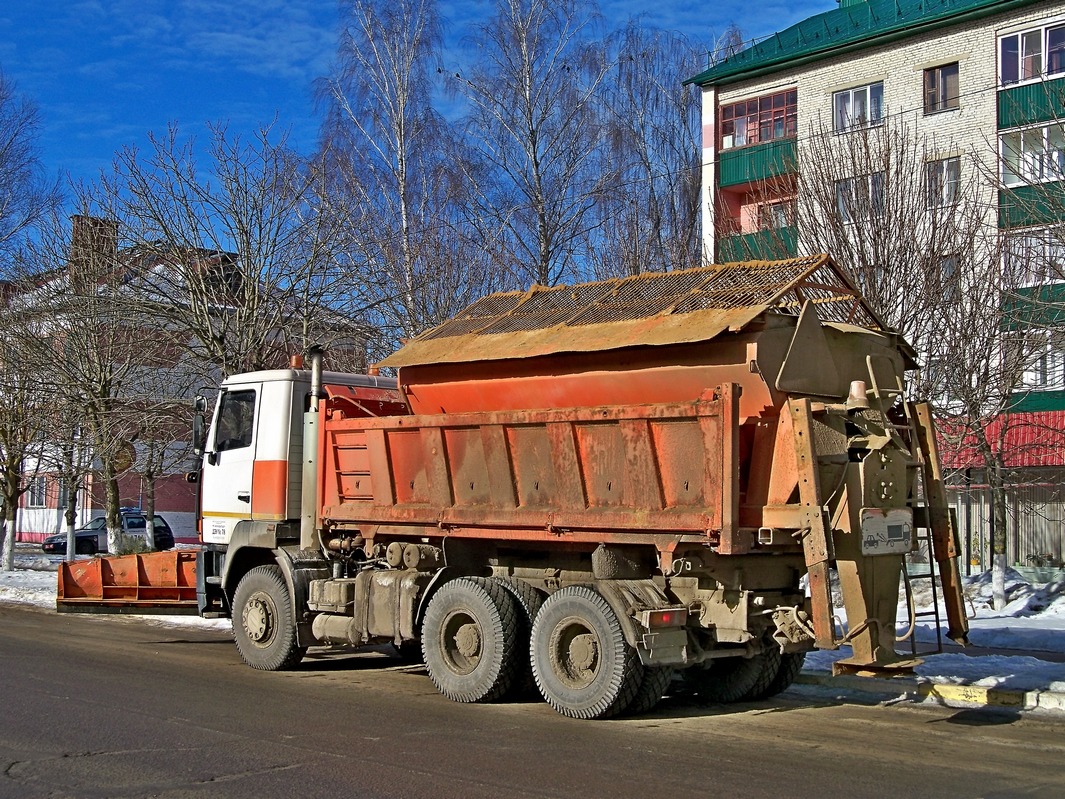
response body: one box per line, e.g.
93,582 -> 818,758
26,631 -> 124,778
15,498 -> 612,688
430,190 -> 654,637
57,550 -> 200,615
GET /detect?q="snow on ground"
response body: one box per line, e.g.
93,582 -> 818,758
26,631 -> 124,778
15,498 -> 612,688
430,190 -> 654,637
4,547 -> 1064,695
1,547 -> 230,632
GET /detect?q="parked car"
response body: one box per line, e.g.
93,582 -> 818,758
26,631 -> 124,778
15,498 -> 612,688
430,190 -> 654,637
41,513 -> 175,555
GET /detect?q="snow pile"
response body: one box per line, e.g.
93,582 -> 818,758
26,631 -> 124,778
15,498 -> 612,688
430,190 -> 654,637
964,568 -> 1065,619
0,567 -> 59,607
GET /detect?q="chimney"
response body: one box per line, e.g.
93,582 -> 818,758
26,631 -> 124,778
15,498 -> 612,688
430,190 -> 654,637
70,215 -> 119,279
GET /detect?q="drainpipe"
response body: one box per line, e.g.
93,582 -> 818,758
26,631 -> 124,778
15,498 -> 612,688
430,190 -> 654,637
300,347 -> 324,550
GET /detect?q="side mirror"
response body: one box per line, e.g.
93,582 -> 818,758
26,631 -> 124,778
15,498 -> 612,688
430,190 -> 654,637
192,395 -> 208,457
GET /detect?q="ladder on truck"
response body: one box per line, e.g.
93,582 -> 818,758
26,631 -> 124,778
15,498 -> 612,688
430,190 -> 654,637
865,361 -> 970,656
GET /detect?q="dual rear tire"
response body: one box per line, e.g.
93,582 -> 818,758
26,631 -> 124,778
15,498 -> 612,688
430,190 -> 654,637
529,585 -> 644,719
422,580 -> 647,719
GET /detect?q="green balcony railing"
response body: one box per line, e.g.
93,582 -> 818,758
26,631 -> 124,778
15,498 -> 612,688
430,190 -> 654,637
717,226 -> 797,262
998,77 -> 1065,129
999,182 -> 1065,229
1008,389 -> 1065,413
718,139 -> 797,188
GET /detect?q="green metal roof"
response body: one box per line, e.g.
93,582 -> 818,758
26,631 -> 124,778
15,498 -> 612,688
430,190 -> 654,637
686,0 -> 1041,87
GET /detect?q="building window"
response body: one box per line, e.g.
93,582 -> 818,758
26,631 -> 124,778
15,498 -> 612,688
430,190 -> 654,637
926,157 -> 960,208
719,89 -> 797,150
924,63 -> 959,114
835,173 -> 884,223
26,476 -> 47,508
1005,228 -> 1065,286
1000,23 -> 1065,84
1001,123 -> 1065,187
833,82 -> 884,131
757,199 -> 796,230
934,255 -> 961,305
1021,329 -> 1065,390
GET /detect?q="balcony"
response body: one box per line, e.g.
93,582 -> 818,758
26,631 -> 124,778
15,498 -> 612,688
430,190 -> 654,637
718,139 -> 797,189
717,226 -> 797,262
999,76 -> 1065,129
999,181 -> 1065,229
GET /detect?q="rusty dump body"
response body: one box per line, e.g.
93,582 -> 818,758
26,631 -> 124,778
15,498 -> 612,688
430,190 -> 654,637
58,255 -> 969,717
314,254 -> 967,675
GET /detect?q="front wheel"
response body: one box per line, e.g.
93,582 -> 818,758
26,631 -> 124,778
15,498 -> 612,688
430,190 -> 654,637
530,585 -> 643,719
232,565 -> 305,671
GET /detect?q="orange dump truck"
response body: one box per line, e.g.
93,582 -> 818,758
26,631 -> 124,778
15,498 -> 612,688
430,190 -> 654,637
59,255 -> 968,719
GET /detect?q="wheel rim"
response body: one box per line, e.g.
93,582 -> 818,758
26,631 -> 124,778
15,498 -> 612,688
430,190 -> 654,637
242,591 -> 277,647
548,615 -> 602,690
440,609 -> 482,675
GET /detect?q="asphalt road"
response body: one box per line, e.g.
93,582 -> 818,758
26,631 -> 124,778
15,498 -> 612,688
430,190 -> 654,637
2,603 -> 1064,799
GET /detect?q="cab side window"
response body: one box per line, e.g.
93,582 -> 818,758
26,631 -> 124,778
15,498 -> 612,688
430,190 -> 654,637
215,390 -> 256,452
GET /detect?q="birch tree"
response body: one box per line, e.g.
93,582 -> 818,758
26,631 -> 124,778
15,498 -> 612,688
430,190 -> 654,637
589,23 -> 702,278
457,0 -> 613,287
320,0 -> 498,355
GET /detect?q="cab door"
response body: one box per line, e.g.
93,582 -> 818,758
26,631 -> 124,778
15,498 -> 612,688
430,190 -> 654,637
200,386 -> 260,545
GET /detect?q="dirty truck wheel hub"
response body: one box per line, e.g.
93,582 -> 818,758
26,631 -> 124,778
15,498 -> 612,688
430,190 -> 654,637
243,593 -> 276,645
443,611 -> 482,674
552,618 -> 601,688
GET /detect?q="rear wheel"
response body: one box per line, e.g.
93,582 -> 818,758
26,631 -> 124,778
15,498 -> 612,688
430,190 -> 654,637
530,585 -> 643,719
747,651 -> 806,700
421,577 -> 522,703
626,667 -> 674,716
232,565 -> 305,671
493,577 -> 545,697
683,647 -> 781,704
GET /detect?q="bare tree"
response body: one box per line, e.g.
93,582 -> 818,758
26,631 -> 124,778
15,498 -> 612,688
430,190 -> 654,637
784,114 -> 1052,608
457,0 -> 613,287
0,71 -> 61,263
791,116 -> 993,368
589,22 -> 701,278
97,123 -> 361,378
7,213 -> 145,554
0,285 -> 50,570
319,0 -> 499,354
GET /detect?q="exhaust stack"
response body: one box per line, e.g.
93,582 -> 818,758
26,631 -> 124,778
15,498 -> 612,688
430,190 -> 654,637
300,347 -> 324,549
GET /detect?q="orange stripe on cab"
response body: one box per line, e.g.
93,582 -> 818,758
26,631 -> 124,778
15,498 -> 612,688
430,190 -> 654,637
252,459 -> 288,520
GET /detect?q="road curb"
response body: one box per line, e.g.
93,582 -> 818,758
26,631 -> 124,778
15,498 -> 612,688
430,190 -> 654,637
797,670 -> 1065,713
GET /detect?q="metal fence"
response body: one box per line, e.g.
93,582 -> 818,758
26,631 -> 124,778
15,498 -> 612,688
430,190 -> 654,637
945,467 -> 1065,574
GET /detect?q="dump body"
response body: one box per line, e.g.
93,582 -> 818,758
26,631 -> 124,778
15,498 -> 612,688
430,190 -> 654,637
58,256 -> 969,717
321,386 -> 742,553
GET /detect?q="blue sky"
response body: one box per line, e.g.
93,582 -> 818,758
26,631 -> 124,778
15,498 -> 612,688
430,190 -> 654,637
0,0 -> 830,187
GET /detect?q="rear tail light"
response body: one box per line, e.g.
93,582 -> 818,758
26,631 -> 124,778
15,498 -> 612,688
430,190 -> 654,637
638,607 -> 688,629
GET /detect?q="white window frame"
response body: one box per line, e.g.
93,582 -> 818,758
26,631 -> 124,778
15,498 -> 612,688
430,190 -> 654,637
1004,228 -> 1065,287
926,157 -> 961,208
999,21 -> 1065,85
26,475 -> 47,508
835,172 -> 885,224
1000,123 -> 1065,187
1021,328 -> 1065,390
832,82 -> 884,132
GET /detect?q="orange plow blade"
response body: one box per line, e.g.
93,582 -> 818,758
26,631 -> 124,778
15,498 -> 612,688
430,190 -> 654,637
57,550 -> 200,615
